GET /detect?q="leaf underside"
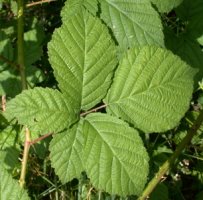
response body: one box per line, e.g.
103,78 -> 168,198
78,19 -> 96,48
48,11 -> 117,111
49,119 -> 85,182
100,0 -> 164,52
105,46 -> 196,133
5,87 -> 77,134
83,113 -> 149,196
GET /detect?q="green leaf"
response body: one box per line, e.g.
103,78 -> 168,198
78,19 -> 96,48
5,87 -> 77,134
100,0 -> 164,52
0,125 -> 20,150
0,148 -> 20,172
105,46 -> 196,133
83,113 -> 149,196
0,164 -> 30,200
48,11 -> 117,110
165,29 -> 203,84
24,26 -> 45,66
151,0 -> 183,13
0,70 -> 21,97
0,29 -> 43,97
0,31 -> 14,70
50,119 -> 84,183
61,0 -> 98,21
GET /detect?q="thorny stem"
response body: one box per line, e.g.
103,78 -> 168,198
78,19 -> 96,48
19,131 -> 52,187
80,104 -> 107,117
17,0 -> 27,90
138,109 -> 203,200
17,0 -> 28,188
19,127 -> 31,188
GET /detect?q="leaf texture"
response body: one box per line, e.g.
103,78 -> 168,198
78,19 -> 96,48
61,0 -> 98,21
100,0 -> 164,52
0,164 -> 30,200
5,87 -> 77,134
151,0 -> 183,13
48,11 -> 117,110
49,120 -> 84,183
83,113 -> 149,196
105,46 -> 196,133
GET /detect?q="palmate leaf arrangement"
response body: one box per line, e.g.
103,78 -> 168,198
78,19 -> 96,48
4,0 -> 198,197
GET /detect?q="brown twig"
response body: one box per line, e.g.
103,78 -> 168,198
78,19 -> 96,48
80,104 -> 107,117
30,132 -> 53,145
26,0 -> 56,8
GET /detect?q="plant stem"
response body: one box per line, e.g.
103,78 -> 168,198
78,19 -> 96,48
80,104 -> 107,117
19,127 -> 31,188
17,0 -> 27,90
138,109 -> 203,200
30,132 -> 53,145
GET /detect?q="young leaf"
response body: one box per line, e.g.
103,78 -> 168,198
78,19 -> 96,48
49,119 -> 85,183
99,0 -> 164,52
5,87 -> 77,134
61,0 -> 98,21
48,11 -> 117,111
151,0 -> 183,13
83,113 -> 149,196
105,46 -> 196,133
0,163 -> 30,199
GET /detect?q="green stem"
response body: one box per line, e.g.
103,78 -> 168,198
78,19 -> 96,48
138,109 -> 203,200
19,127 -> 31,188
17,0 -> 27,90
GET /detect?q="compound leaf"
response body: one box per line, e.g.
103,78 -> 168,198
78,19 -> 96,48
83,113 -> 149,196
0,163 -> 30,200
61,0 -> 98,21
5,87 -> 77,134
49,119 -> 84,183
151,0 -> 183,13
100,0 -> 164,52
105,46 -> 196,133
48,11 -> 117,111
